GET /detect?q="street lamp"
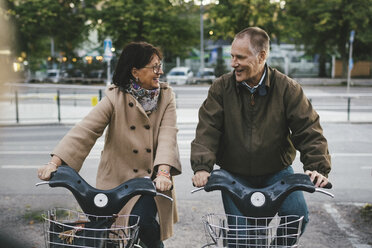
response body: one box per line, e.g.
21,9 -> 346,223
200,0 -> 204,79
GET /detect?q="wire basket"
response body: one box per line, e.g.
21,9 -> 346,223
42,208 -> 140,248
202,213 -> 303,248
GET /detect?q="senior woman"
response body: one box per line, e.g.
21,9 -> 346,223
37,41 -> 182,248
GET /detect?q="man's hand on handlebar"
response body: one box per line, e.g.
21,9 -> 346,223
305,170 -> 329,188
192,170 -> 210,187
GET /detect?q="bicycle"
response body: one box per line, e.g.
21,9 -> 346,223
36,165 -> 172,248
192,169 -> 334,248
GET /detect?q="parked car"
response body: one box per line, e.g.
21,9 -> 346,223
61,69 -> 85,84
44,69 -> 67,83
192,68 -> 216,84
166,67 -> 194,85
85,70 -> 106,84
26,70 -> 45,83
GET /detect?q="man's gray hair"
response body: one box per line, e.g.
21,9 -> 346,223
235,27 -> 270,57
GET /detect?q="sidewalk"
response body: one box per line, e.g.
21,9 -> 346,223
1,103 -> 372,126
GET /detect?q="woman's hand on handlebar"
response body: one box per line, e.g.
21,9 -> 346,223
154,164 -> 172,192
154,175 -> 172,192
192,170 -> 210,187
305,170 -> 329,188
37,156 -> 62,181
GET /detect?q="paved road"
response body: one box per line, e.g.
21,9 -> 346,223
1,122 -> 372,247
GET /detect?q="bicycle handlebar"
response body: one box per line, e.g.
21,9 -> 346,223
36,165 -> 171,217
192,169 -> 333,218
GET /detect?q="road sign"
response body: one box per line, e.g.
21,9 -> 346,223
349,58 -> 354,71
350,30 -> 355,43
103,38 -> 113,61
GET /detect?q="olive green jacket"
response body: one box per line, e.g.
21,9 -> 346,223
191,66 -> 331,177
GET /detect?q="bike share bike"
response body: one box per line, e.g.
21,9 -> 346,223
36,165 -> 172,248
192,169 -> 334,248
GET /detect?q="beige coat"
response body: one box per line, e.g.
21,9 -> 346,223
52,83 -> 182,240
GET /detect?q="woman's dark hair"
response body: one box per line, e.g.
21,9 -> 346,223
112,41 -> 162,90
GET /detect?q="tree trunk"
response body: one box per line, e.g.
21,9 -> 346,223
318,54 -> 327,77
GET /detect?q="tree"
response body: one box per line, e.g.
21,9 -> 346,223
5,0 -> 97,70
94,0 -> 200,61
205,0 -> 292,43
283,0 -> 372,77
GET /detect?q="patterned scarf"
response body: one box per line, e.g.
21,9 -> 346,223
125,80 -> 160,113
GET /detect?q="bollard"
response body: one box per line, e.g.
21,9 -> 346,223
99,89 -> 102,101
57,90 -> 61,123
175,92 -> 178,109
74,90 -> 77,107
15,91 -> 19,123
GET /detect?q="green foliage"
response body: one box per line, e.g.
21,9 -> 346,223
283,0 -> 372,76
3,0 -> 372,74
206,0 -> 292,44
94,0 -> 200,60
361,203 -> 372,223
5,0 -> 98,60
23,209 -> 44,223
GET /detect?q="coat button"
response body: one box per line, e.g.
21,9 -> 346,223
146,148 -> 151,153
129,102 -> 134,107
144,125 -> 150,129
133,169 -> 138,173
147,169 -> 152,174
130,125 -> 136,130
133,149 -> 138,154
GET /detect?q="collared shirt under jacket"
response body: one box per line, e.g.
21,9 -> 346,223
191,66 -> 331,177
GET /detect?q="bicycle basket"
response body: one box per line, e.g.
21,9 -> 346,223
202,213 -> 303,248
42,208 -> 140,248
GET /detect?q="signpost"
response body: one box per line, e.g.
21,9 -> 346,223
103,38 -> 113,86
347,30 -> 355,93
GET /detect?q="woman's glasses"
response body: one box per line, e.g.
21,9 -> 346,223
144,63 -> 163,74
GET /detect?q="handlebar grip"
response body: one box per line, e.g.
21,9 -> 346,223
49,170 -> 57,180
323,182 -> 332,189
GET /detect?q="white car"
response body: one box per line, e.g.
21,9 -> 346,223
45,69 -> 67,83
193,68 -> 216,84
166,67 -> 194,85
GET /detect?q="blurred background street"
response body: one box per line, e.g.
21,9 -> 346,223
1,83 -> 372,247
1,0 -> 372,247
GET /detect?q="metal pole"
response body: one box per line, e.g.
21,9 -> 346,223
200,1 -> 204,78
347,30 -> 355,93
347,97 -> 351,122
106,60 -> 111,86
15,91 -> 19,123
57,90 -> 61,123
346,45 -> 353,93
50,37 -> 55,58
99,89 -> 102,101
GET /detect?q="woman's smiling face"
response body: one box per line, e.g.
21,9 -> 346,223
132,55 -> 163,90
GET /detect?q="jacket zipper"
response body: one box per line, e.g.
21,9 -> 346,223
250,93 -> 255,106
